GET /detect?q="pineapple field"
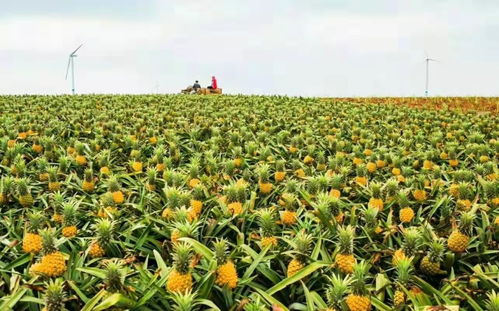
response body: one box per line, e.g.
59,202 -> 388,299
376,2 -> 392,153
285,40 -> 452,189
0,95 -> 498,311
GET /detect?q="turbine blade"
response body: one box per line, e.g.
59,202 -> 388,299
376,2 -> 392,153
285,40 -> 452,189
70,44 -> 83,56
65,57 -> 71,80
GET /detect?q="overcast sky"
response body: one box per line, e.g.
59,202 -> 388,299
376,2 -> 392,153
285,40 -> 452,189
1,0 -> 498,96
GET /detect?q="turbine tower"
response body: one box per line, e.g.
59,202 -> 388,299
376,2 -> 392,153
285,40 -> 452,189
425,52 -> 437,97
65,44 -> 83,95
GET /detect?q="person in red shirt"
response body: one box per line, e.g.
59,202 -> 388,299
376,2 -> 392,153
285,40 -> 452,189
208,76 -> 218,89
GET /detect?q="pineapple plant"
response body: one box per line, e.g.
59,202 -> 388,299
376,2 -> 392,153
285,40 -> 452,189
346,262 -> 372,311
17,178 -> 34,207
30,229 -> 67,277
258,208 -> 278,249
368,183 -> 384,211
287,231 -> 312,277
225,182 -> 246,216
335,225 -> 357,274
393,258 -> 412,308
107,176 -> 125,204
167,242 -> 193,293
257,164 -> 273,194
420,240 -> 446,275
88,219 -> 113,258
214,239 -> 238,289
392,228 -> 420,266
42,279 -> 66,311
47,167 -> 60,192
280,192 -> 298,226
448,211 -> 474,253
274,159 -> 286,182
397,191 -> 415,224
82,168 -> 95,192
22,211 -> 45,254
61,202 -> 78,238
74,142 -> 87,166
324,274 -> 350,311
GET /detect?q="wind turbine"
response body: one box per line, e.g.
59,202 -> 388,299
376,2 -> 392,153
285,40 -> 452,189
424,52 -> 438,97
65,44 -> 83,95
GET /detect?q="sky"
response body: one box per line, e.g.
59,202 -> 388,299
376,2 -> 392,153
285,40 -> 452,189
0,0 -> 498,97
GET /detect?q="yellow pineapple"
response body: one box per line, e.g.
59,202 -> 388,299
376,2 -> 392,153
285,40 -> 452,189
335,225 -> 357,274
274,160 -> 286,182
287,231 -> 312,277
214,239 -> 238,289
258,208 -> 278,249
88,219 -> 113,258
167,242 -> 193,293
346,262 -> 372,311
22,212 -> 45,254
74,142 -> 87,166
30,229 -> 67,277
225,182 -> 246,216
420,240 -> 446,275
47,167 -> 60,192
392,228 -> 420,266
367,183 -> 384,211
17,178 -> 34,207
448,212 -> 474,253
257,164 -> 273,194
62,201 -> 78,238
393,258 -> 412,308
82,168 -> 95,192
107,176 -> 124,204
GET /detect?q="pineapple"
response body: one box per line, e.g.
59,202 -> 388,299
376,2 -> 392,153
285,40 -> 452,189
274,160 -> 286,182
74,142 -> 87,166
43,279 -> 66,311
335,225 -> 357,274
225,182 -> 246,216
17,178 -> 34,207
392,228 -> 420,266
393,258 -> 412,308
23,211 -> 45,254
346,262 -> 372,311
88,219 -> 113,258
0,176 -> 14,205
280,192 -> 298,225
82,168 -> 95,192
30,229 -> 67,277
397,191 -> 414,224
47,167 -> 60,192
257,164 -> 273,194
287,231 -> 312,277
258,208 -> 278,249
188,185 -> 204,221
170,218 -> 199,244
107,176 -> 124,204
167,242 -> 193,293
214,239 -> 238,289
103,260 -> 126,293
420,240 -> 446,275
368,183 -> 383,211
448,212 -> 474,253
62,202 -> 78,238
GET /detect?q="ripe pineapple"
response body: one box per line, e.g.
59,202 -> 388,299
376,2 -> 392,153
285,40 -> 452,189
225,182 -> 246,216
214,239 -> 238,289
335,226 -> 357,274
43,279 -> 65,311
368,183 -> 384,211
257,164 -> 273,194
274,160 -> 286,182
30,229 -> 67,277
17,178 -> 34,207
448,212 -> 474,253
392,228 -> 420,266
107,176 -> 124,204
329,174 -> 344,199
420,240 -> 446,275
88,219 -> 113,258
62,202 -> 78,238
280,192 -> 298,225
82,168 -> 95,192
47,167 -> 60,192
74,142 -> 87,166
258,208 -> 278,249
346,262 -> 372,311
167,242 -> 193,293
287,231 -> 312,277
397,192 -> 414,224
23,211 -> 45,254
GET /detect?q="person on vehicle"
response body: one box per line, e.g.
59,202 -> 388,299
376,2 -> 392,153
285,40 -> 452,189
207,76 -> 218,89
193,80 -> 201,92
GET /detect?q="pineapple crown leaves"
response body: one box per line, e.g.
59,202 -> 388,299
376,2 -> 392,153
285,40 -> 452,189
44,278 -> 66,311
485,290 -> 499,311
401,228 -> 421,255
290,231 -> 313,260
75,141 -> 86,155
62,201 -> 79,226
275,159 -> 286,171
16,178 -> 30,195
0,176 -> 15,194
106,175 -> 121,192
395,258 -> 413,286
172,242 -> 193,273
146,167 -> 157,183
396,191 -> 411,208
384,179 -> 400,196
170,219 -> 199,238
171,289 -> 198,311
364,207 -> 379,226
93,219 -> 114,245
458,211 -> 475,234
39,228 -> 59,255
330,174 -> 344,190
47,166 -> 58,181
224,182 -> 246,203
27,211 -> 46,232
213,239 -> 230,265
84,168 -> 93,182
164,187 -> 190,209
256,164 -> 271,182
325,274 -> 351,308
369,182 -> 382,198
337,225 -> 355,255
103,260 -> 126,293
257,208 -> 277,237
350,261 -> 371,295
426,240 -> 445,262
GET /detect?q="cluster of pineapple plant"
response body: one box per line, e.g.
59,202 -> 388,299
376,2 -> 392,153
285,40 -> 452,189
0,94 -> 497,310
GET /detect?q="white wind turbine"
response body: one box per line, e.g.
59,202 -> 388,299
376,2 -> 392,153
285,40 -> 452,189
65,44 -> 83,95
425,52 -> 438,97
